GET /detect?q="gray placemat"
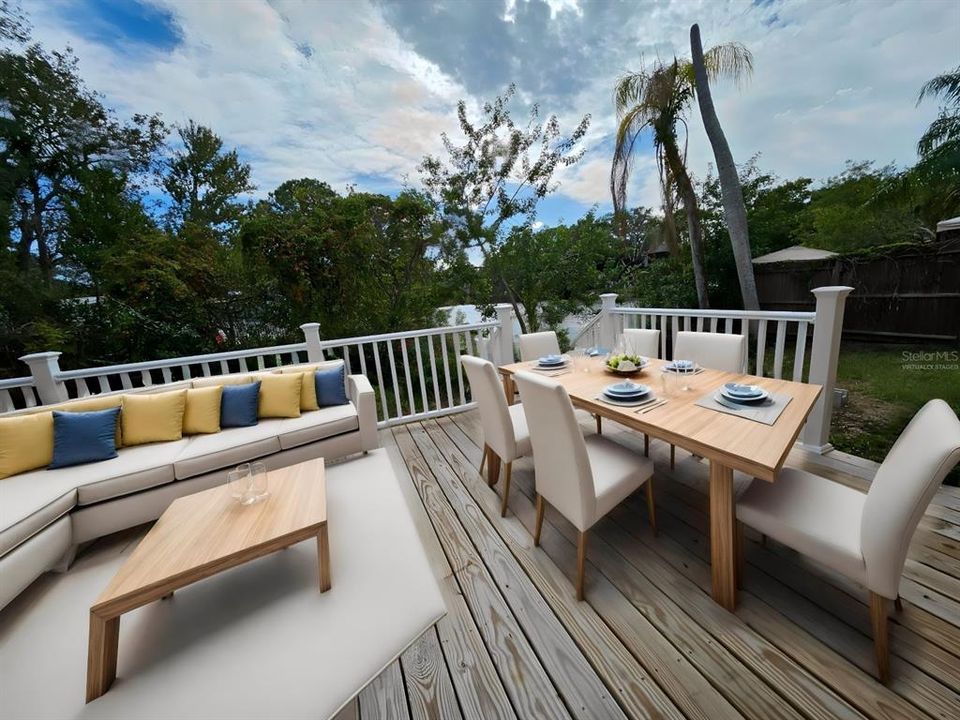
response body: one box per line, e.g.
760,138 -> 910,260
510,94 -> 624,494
695,391 -> 793,425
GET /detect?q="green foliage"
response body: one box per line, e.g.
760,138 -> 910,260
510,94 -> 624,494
239,180 -> 467,339
486,212 -> 621,333
161,120 -> 254,237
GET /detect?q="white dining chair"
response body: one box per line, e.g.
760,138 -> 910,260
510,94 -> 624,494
736,399 -> 960,683
667,331 -> 748,468
461,356 -> 532,517
514,371 -> 655,600
623,328 -> 661,358
518,331 -> 561,362
673,331 -> 747,373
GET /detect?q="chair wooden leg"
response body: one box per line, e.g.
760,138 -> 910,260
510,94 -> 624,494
487,452 -> 501,487
479,444 -> 488,476
670,445 -> 675,469
645,479 -> 657,536
735,521 -> 745,589
895,595 -> 903,613
534,494 -> 545,547
595,414 -> 602,435
500,462 -> 512,517
869,592 -> 891,684
576,531 -> 588,601
644,434 -> 649,457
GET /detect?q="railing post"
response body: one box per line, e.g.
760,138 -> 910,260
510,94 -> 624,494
299,323 -> 324,363
494,304 -> 515,364
800,286 -> 853,453
598,293 -> 619,350
19,351 -> 68,404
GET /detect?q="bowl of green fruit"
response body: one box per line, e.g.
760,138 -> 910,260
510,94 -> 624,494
605,354 -> 648,376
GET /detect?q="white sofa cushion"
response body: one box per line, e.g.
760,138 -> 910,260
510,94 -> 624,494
737,467 -> 867,584
173,421 -> 284,480
277,404 -> 359,451
0,488 -> 75,557
0,440 -> 188,556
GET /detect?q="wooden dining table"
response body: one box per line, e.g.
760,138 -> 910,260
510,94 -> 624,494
498,356 -> 822,611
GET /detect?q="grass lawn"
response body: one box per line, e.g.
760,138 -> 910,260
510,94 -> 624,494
830,343 -> 960,484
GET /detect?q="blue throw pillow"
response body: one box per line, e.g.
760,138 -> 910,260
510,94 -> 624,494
221,381 -> 261,428
315,364 -> 349,406
50,408 -> 121,469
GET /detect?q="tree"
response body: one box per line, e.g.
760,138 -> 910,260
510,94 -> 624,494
419,85 -> 590,323
161,121 -> 254,238
612,41 -> 753,309
1,25 -> 164,280
689,23 -> 759,310
486,213 -> 620,336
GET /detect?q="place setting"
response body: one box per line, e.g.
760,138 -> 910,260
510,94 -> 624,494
695,381 -> 793,425
595,380 -> 668,413
529,353 -> 572,376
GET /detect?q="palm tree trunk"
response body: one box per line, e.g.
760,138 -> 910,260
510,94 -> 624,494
690,24 -> 759,310
663,139 -> 710,308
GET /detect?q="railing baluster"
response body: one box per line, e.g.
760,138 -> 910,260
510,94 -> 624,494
427,336 -> 441,412
400,338 -> 416,414
439,333 -> 454,409
371,340 -> 389,421
414,337 -> 429,413
793,321 -> 809,382
343,345 -> 353,375
773,320 -> 787,379
77,378 -> 91,398
161,367 -> 172,384
140,370 -> 152,387
453,332 -> 466,406
755,319 -> 768,377
357,344 -> 367,377
386,339 -> 403,417
659,315 -> 667,359
119,373 -> 132,390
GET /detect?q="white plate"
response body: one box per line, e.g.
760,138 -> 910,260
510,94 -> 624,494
720,387 -> 769,404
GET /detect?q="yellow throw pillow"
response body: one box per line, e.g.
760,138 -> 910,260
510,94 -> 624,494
182,386 -> 222,435
51,395 -> 124,447
258,373 -> 302,418
276,364 -> 324,412
121,389 -> 187,446
0,412 -> 53,479
191,374 -> 251,389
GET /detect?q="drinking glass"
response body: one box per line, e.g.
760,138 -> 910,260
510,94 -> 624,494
228,464 -> 257,506
659,367 -> 673,397
250,461 -> 269,501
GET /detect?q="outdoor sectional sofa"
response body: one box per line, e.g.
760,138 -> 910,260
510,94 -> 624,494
0,362 -> 378,610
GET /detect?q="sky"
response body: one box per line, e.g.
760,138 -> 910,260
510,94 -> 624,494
22,0 -> 960,228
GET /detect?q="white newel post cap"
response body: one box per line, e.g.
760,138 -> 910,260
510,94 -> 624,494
299,323 -> 324,363
811,286 -> 854,301
19,351 -> 68,404
599,293 -> 619,310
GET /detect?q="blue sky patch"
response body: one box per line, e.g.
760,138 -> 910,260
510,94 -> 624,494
61,0 -> 181,53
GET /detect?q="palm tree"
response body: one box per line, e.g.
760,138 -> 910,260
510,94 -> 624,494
690,24 -> 759,311
916,66 -> 960,170
612,42 -> 752,309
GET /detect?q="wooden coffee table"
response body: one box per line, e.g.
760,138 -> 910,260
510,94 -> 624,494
86,458 -> 330,702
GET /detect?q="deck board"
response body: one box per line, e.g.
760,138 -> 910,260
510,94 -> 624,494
362,410 -> 960,720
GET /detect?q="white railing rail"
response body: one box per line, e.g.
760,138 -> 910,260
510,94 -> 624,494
6,306 -> 517,429
581,287 -> 853,453
0,376 -> 40,413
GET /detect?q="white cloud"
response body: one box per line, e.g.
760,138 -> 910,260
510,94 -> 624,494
21,0 -> 960,218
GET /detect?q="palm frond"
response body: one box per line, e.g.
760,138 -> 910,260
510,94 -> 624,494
701,42 -> 753,89
917,66 -> 960,108
610,105 -> 652,219
918,112 -> 960,157
613,72 -> 649,117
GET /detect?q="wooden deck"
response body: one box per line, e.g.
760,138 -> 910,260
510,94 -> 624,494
356,408 -> 960,720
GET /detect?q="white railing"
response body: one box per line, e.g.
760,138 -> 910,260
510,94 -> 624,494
0,376 -> 40,413
574,287 -> 853,453
7,307 -> 516,429
307,321 -> 503,427
611,306 -> 815,382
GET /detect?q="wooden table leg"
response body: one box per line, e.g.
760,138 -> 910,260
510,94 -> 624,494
501,375 -> 514,405
487,452 -> 501,487
709,461 -> 737,611
317,524 -> 331,593
86,612 -> 120,703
